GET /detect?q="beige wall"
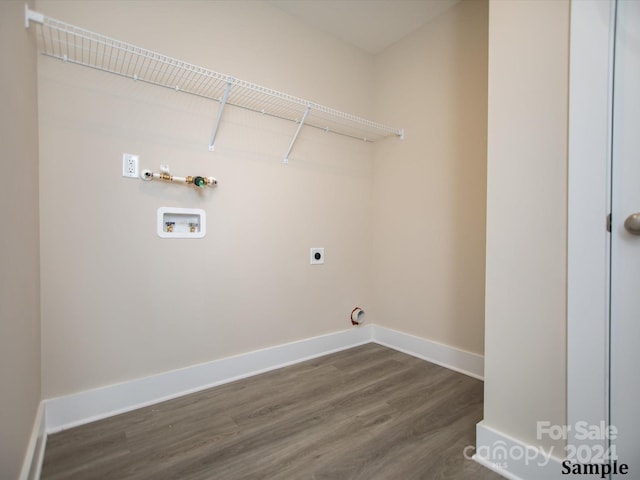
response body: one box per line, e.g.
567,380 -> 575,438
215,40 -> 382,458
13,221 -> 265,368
37,0 -> 376,398
4,0 -> 574,469
371,0 -> 488,355
484,0 -> 569,450
35,0 -> 489,403
0,1 -> 42,478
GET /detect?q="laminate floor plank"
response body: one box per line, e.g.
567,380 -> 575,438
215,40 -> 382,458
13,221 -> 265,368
41,344 -> 503,480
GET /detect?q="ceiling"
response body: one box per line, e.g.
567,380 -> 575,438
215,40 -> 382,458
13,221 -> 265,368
268,0 -> 460,55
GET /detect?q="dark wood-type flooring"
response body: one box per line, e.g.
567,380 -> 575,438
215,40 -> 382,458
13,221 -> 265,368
41,343 -> 504,480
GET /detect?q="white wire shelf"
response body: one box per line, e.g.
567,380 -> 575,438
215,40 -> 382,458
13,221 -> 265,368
25,7 -> 403,162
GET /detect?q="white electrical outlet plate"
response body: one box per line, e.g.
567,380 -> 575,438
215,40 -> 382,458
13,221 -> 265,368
122,153 -> 139,178
310,247 -> 324,265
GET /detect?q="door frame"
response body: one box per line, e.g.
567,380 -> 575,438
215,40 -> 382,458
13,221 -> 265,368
567,0 -> 615,450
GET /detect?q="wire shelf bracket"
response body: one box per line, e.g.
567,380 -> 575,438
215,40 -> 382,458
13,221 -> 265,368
284,105 -> 311,164
25,6 -> 404,162
209,80 -> 232,152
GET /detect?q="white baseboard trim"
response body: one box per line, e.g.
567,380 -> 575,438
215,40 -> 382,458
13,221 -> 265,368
43,324 -> 484,436
19,401 -> 47,480
44,326 -> 374,433
474,422 -> 565,480
371,325 -> 484,380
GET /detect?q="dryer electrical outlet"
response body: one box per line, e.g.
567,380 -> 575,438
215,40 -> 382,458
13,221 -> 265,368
310,248 -> 324,265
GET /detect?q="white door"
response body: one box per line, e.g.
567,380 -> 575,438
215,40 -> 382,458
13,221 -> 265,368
610,0 -> 640,475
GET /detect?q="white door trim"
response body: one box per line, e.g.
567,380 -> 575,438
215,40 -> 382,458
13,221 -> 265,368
567,0 -> 615,449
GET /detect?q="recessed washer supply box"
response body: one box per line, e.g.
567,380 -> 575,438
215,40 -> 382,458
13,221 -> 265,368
157,207 -> 206,238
